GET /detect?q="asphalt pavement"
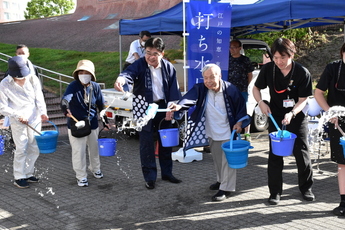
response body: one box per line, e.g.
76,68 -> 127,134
0,129 -> 344,230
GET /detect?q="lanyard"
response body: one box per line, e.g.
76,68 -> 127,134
273,62 -> 295,94
335,62 -> 345,91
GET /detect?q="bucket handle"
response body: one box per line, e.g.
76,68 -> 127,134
280,124 -> 286,140
158,118 -> 179,131
34,120 -> 59,134
229,130 -> 241,151
98,127 -> 117,139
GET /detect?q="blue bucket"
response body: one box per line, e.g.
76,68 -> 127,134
98,138 -> 117,156
339,137 -> 345,158
158,119 -> 179,147
34,121 -> 59,154
158,128 -> 179,147
221,130 -> 253,169
0,135 -> 4,155
269,131 -> 297,156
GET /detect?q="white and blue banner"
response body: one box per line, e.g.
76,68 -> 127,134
186,0 -> 232,90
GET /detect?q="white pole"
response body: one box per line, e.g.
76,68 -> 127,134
119,34 -> 123,72
182,0 -> 189,94
182,0 -> 189,143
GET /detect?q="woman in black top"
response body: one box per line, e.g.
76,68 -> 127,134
315,42 -> 345,216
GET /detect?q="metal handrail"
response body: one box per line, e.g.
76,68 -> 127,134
0,52 -> 74,96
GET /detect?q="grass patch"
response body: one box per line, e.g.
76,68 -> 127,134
0,43 -> 127,90
0,43 -> 183,93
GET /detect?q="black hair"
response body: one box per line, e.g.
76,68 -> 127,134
271,38 -> 296,57
231,39 -> 242,47
144,37 -> 165,52
16,44 -> 28,50
139,31 -> 151,38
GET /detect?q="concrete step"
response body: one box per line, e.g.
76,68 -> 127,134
43,90 -> 66,133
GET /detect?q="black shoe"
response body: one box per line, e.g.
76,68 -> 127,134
203,146 -> 211,153
333,206 -> 345,216
145,181 -> 155,189
14,179 -> 30,188
302,190 -> 315,201
209,182 -> 220,190
162,175 -> 182,183
25,176 -> 39,183
212,190 -> 231,201
268,194 -> 281,205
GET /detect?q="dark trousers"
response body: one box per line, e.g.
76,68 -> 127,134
138,101 -> 173,182
268,113 -> 313,195
329,120 -> 345,164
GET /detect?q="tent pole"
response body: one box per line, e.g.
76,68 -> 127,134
119,34 -> 123,72
182,0 -> 188,149
183,0 -> 188,94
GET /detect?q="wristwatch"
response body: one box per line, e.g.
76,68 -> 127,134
290,110 -> 296,118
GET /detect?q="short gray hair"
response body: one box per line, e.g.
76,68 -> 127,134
201,63 -> 221,76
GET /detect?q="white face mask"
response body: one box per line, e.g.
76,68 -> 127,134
141,41 -> 146,47
79,74 -> 92,84
17,54 -> 28,61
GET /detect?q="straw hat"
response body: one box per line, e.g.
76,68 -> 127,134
72,60 -> 96,81
8,56 -> 30,78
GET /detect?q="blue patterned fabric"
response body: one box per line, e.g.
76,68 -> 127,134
175,80 -> 251,151
119,57 -> 181,131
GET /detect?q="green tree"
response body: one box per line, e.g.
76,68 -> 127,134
24,0 -> 75,19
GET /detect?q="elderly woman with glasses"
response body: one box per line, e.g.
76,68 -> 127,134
315,42 -> 345,216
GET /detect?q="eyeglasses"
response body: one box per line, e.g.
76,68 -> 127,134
145,51 -> 162,57
230,46 -> 240,49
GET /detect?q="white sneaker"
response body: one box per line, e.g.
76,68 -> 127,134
77,178 -> 88,187
93,170 -> 103,179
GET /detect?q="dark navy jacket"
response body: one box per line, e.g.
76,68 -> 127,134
174,80 -> 251,150
61,81 -> 104,129
119,57 -> 182,130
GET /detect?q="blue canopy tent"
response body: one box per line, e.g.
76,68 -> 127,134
119,2 -> 184,36
118,0 -> 345,69
119,0 -> 345,37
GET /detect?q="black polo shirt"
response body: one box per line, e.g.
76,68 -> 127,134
255,61 -> 312,117
316,60 -> 345,107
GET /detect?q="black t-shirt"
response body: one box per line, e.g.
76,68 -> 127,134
255,61 -> 312,117
228,55 -> 254,92
316,60 -> 345,107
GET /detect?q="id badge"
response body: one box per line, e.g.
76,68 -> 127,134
283,98 -> 295,108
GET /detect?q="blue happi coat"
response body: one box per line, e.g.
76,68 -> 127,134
174,80 -> 251,151
119,57 -> 182,131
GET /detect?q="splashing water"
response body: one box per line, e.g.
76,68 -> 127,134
309,106 -> 345,144
46,187 -> 55,195
116,155 -> 131,179
0,128 -> 15,153
134,116 -> 151,131
38,191 -> 44,197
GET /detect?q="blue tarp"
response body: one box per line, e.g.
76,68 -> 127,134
119,0 -> 345,37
